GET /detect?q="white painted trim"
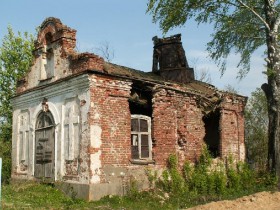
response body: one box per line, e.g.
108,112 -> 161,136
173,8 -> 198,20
131,115 -> 152,160
12,74 -> 89,109
61,104 -> 65,177
15,109 -> 31,175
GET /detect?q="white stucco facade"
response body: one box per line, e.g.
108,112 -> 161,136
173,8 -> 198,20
12,74 -> 91,183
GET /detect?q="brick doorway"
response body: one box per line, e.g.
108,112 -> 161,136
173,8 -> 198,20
203,110 -> 221,157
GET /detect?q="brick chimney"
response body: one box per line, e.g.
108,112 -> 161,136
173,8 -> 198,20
152,34 -> 194,83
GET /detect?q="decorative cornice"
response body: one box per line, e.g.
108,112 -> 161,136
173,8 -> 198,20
12,74 -> 89,109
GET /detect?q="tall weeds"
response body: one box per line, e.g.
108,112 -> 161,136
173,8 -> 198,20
154,147 -> 277,207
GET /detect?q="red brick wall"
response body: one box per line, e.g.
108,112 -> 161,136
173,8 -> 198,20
70,53 -> 104,73
88,76 -> 246,178
152,88 -> 205,166
152,88 -> 177,166
220,96 -> 246,160
152,89 -> 246,166
89,74 -> 132,168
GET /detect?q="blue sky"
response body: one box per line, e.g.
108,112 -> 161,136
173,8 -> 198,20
0,0 -> 266,96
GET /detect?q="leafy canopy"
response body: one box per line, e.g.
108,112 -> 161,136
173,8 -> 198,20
147,0 -> 278,77
245,88 -> 268,171
0,26 -> 34,140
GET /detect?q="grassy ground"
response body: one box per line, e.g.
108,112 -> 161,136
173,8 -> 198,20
1,181 -> 172,210
2,153 -> 277,209
1,181 -> 276,210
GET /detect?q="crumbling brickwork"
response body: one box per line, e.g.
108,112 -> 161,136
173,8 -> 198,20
220,96 -> 246,160
88,74 -> 132,183
152,88 -> 205,166
152,34 -> 194,83
11,17 -> 247,201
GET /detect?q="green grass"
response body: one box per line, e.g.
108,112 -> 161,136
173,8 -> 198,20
1,181 -> 172,210
1,151 -> 277,209
1,180 -> 276,210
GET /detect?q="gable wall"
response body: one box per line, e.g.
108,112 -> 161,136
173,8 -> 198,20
11,74 -> 91,184
17,43 -> 73,93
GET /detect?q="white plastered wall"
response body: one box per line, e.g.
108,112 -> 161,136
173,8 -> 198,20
11,74 -> 90,183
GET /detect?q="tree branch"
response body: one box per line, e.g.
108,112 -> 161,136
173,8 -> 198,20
224,0 -> 240,7
211,11 -> 228,19
235,0 -> 270,30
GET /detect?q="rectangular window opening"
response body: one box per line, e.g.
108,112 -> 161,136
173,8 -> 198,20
131,115 -> 152,162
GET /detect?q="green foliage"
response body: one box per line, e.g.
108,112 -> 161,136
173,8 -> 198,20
226,161 -> 241,191
2,182 -> 83,209
257,171 -> 278,187
156,150 -> 277,207
245,88 -> 268,171
212,170 -> 227,195
198,145 -> 212,168
126,176 -> 142,201
0,26 -> 34,139
146,168 -> 158,188
160,154 -> 186,195
2,181 -> 168,210
0,140 -> 12,183
186,148 -> 227,196
147,0 -> 280,180
238,162 -> 256,189
1,156 -> 277,210
0,26 -> 34,182
147,0 -> 276,78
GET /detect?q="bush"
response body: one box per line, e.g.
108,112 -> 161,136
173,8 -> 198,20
156,148 -> 277,206
159,154 -> 187,196
0,139 -> 12,183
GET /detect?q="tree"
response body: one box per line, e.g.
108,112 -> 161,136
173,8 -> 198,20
0,26 -> 34,183
191,58 -> 212,83
245,88 -> 268,171
95,41 -> 115,62
223,84 -> 239,94
0,26 -> 34,140
147,0 -> 280,177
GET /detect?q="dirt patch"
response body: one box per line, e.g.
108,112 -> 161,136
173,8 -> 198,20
188,191 -> 280,210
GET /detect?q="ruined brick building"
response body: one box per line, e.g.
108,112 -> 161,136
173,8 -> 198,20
11,18 -> 246,200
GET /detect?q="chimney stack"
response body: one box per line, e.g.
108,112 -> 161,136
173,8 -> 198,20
152,34 -> 194,83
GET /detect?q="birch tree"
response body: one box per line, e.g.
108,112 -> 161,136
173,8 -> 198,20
147,0 -> 280,177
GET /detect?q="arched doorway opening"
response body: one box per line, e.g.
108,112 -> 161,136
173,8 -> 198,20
34,111 -> 55,180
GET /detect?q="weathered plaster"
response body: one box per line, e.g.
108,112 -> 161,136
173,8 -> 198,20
90,125 -> 102,148
90,151 -> 102,183
12,17 -> 247,201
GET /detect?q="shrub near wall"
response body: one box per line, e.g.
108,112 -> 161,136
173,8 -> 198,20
155,147 -> 277,208
0,140 -> 12,183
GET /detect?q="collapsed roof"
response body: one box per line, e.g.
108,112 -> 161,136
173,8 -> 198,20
16,17 -> 247,114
